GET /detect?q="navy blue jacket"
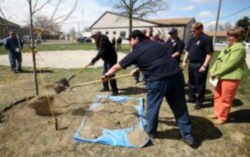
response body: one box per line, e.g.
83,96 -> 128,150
120,39 -> 181,81
4,36 -> 23,53
165,38 -> 185,63
186,33 -> 213,63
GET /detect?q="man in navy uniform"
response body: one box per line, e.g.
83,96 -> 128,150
88,32 -> 118,96
102,30 -> 195,146
3,31 -> 23,73
182,22 -> 213,109
166,28 -> 185,64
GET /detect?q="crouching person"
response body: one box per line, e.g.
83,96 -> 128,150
101,30 -> 195,146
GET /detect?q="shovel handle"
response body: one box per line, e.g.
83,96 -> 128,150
70,74 -> 132,89
67,65 -> 89,82
68,74 -> 76,82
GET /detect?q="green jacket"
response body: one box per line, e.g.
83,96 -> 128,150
210,42 -> 247,80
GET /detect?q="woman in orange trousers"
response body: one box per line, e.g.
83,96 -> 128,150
209,27 -> 248,124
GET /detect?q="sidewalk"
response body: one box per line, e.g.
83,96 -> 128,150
0,50 -> 126,69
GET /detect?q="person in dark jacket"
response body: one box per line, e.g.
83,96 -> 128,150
112,37 -> 116,48
116,37 -> 122,51
182,22 -> 214,109
3,31 -> 23,73
166,28 -> 185,64
101,30 -> 195,147
88,32 -> 118,96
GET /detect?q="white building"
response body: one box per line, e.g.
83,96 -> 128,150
89,11 -> 196,44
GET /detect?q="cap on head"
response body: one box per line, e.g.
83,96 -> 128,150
91,32 -> 101,38
127,30 -> 145,41
168,28 -> 177,35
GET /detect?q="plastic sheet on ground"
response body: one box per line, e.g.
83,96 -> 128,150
73,95 -> 150,148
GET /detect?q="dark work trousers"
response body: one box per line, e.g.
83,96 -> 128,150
8,51 -> 22,71
102,61 -> 118,92
188,62 -> 208,103
145,72 -> 193,142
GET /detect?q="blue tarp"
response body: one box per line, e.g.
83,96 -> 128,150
73,95 -> 150,148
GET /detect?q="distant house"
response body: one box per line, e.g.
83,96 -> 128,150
0,17 -> 22,38
205,31 -> 227,42
89,11 -> 196,44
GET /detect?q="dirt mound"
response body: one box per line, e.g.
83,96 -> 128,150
80,98 -> 140,139
28,95 -> 69,116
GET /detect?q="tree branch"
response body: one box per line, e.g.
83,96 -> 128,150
50,0 -> 62,21
33,0 -> 40,11
56,0 -> 78,24
32,0 -> 51,14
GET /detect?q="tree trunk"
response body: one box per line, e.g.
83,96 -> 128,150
129,0 -> 133,37
28,0 -> 39,96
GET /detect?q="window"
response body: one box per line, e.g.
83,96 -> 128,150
113,31 -> 116,35
105,31 -> 109,35
120,31 -> 126,39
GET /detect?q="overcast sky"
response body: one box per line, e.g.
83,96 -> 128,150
0,0 -> 249,33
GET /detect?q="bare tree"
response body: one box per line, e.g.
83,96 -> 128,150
113,0 -> 168,36
0,0 -> 78,96
33,15 -> 61,39
34,16 -> 61,32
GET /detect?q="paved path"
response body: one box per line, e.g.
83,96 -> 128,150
0,49 -> 249,69
0,50 -> 126,69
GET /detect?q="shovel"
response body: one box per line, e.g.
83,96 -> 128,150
44,65 -> 89,94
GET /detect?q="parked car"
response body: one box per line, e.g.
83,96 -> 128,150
77,37 -> 92,43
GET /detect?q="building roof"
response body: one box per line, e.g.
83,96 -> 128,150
205,31 -> 227,37
90,11 -> 195,29
0,16 -> 20,27
152,18 -> 194,25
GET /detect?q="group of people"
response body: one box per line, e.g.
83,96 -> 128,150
3,22 -> 247,147
88,22 -> 247,147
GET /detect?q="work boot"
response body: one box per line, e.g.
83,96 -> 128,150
111,91 -> 118,96
194,101 -> 202,110
187,98 -> 196,103
11,69 -> 17,73
182,135 -> 197,148
17,68 -> 23,73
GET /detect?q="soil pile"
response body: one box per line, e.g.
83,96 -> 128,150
80,98 -> 141,139
28,95 -> 69,116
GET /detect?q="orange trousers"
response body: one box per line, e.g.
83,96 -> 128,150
214,80 -> 241,122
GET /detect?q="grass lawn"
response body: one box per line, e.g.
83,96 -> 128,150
0,53 -> 249,157
0,43 -> 131,55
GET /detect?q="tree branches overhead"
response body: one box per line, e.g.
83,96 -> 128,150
0,0 -> 78,26
113,0 -> 168,18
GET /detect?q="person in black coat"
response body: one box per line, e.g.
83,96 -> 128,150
88,32 -> 118,96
